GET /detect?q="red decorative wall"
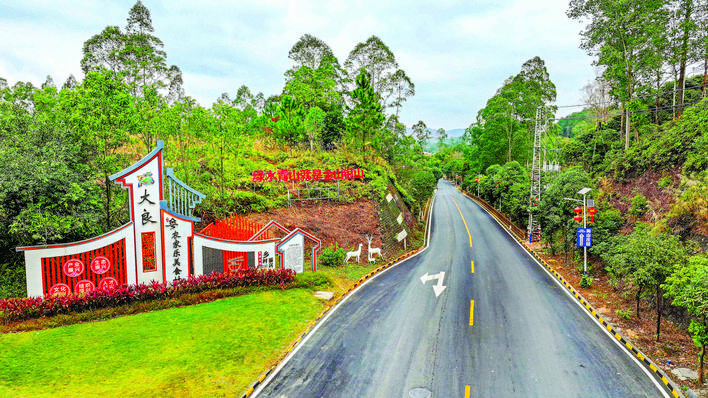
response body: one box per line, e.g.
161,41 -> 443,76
40,239 -> 127,296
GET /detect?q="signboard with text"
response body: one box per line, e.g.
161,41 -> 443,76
576,228 -> 592,247
252,168 -> 365,183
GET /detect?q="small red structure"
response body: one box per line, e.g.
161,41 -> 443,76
200,215 -> 271,273
200,214 -> 270,241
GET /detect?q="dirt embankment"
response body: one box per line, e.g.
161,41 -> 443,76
244,200 -> 383,251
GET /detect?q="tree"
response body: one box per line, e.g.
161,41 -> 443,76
0,83 -> 104,296
437,128 -> 448,149
664,255 -> 708,385
538,167 -> 592,255
304,106 -> 326,151
321,110 -> 345,150
62,70 -> 137,230
346,71 -> 384,158
62,75 -> 78,91
270,95 -> 305,151
41,75 -> 56,90
211,99 -> 245,191
600,227 -> 687,340
123,0 -> 168,93
412,120 -> 430,148
288,34 -> 338,71
384,69 -> 415,115
567,0 -> 664,149
81,25 -> 126,75
344,36 -> 398,100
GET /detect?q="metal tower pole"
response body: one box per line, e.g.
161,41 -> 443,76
528,107 -> 544,243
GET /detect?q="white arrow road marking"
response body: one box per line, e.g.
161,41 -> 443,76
419,271 -> 447,297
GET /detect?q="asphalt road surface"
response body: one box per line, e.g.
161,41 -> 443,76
253,180 -> 669,398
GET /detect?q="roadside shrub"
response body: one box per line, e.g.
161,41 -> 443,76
0,268 -> 295,323
294,272 -> 332,289
580,274 -> 593,288
319,245 -> 346,267
615,308 -> 632,320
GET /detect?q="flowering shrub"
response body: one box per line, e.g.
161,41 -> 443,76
0,269 -> 295,323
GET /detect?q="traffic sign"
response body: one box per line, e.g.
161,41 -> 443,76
576,228 -> 592,247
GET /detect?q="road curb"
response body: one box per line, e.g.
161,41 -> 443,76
460,190 -> 684,398
240,192 -> 438,398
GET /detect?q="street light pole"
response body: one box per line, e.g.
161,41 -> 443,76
578,187 -> 591,276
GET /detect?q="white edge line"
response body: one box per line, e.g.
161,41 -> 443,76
251,189 -> 438,397
461,191 -> 673,398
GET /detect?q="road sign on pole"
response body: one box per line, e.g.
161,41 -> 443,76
576,228 -> 592,247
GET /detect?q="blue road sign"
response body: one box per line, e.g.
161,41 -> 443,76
576,228 -> 592,247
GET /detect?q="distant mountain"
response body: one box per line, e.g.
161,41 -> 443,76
405,127 -> 466,138
445,128 -> 466,138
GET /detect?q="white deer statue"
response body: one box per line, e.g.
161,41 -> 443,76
345,243 -> 363,263
366,234 -> 384,263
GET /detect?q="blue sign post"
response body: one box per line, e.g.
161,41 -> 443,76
576,228 -> 592,247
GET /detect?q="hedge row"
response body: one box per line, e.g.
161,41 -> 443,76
0,268 -> 295,323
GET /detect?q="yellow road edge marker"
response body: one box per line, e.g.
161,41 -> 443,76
469,300 -> 475,326
471,260 -> 475,273
451,196 -> 473,247
465,385 -> 471,398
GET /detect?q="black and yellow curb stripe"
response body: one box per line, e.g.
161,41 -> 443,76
461,190 -> 684,398
239,201 -> 436,398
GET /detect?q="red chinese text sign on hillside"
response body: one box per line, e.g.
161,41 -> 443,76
251,168 -> 364,183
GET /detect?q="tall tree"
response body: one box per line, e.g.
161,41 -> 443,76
62,70 -> 136,230
288,34 -> 338,70
384,69 -> 415,117
346,71 -> 384,157
344,36 -> 398,100
304,106 -> 326,151
62,75 -> 78,91
664,255 -> 708,385
567,0 -> 664,149
437,127 -> 448,149
412,120 -> 430,147
81,25 -> 126,75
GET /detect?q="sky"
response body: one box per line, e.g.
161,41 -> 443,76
0,0 -> 596,131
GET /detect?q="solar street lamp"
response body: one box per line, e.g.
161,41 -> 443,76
578,187 -> 591,275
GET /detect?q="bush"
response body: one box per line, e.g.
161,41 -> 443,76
0,269 -> 295,323
615,308 -> 632,320
294,272 -> 332,289
580,274 -> 593,288
629,193 -> 648,217
319,245 -> 346,267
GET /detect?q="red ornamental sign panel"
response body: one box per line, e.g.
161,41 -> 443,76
49,283 -> 71,297
251,168 -> 365,183
75,280 -> 95,295
63,259 -> 84,277
90,256 -> 111,274
99,277 -> 119,291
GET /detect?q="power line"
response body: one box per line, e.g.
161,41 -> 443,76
552,80 -> 708,112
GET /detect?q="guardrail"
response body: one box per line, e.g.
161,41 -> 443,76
459,190 -> 526,241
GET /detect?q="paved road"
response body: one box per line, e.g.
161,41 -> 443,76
254,180 -> 668,398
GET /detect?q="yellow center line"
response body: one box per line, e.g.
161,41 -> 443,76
451,197 -> 473,247
469,300 -> 475,326
465,385 -> 471,398
471,260 -> 475,273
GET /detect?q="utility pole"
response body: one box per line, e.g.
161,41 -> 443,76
528,107 -> 544,243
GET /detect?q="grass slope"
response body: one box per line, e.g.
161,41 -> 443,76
0,289 -> 323,398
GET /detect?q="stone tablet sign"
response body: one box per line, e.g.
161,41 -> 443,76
280,234 -> 305,273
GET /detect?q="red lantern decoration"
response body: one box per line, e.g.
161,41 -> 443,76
588,207 -> 597,215
574,215 -> 583,223
574,207 -> 582,214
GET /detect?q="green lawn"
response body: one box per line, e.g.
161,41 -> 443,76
0,289 -> 324,398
